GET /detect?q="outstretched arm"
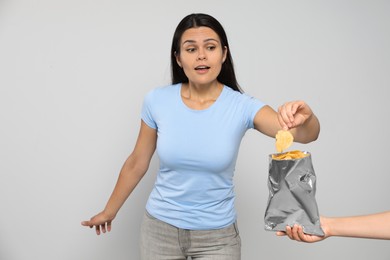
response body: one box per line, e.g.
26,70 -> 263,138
325,211 -> 390,240
277,211 -> 390,242
81,120 -> 157,235
254,101 -> 320,143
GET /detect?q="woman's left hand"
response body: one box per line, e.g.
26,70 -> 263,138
277,101 -> 314,130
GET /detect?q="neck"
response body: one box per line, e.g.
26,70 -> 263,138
183,81 -> 222,103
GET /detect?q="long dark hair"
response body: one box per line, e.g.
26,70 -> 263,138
170,13 -> 243,93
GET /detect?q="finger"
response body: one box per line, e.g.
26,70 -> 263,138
297,226 -> 309,241
283,104 -> 296,128
81,221 -> 94,229
301,227 -> 316,242
81,221 -> 91,226
101,223 -> 107,234
276,231 -> 286,236
291,224 -> 302,242
277,106 -> 290,130
285,103 -> 296,123
95,225 -> 101,235
278,116 -> 289,131
285,225 -> 293,240
278,104 -> 290,123
288,102 -> 307,127
107,221 -> 112,232
290,101 -> 304,115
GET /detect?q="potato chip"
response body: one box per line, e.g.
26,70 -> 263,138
275,130 -> 294,153
272,150 -> 309,160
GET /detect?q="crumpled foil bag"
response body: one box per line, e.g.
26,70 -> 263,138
264,152 -> 324,236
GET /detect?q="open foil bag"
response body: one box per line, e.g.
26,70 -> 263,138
264,152 -> 324,236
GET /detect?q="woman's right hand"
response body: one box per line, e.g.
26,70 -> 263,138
81,211 -> 115,235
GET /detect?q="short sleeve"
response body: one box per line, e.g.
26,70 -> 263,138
141,90 -> 157,129
243,93 -> 265,129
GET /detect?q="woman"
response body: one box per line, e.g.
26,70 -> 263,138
82,13 -> 320,259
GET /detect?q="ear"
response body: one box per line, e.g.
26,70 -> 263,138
174,51 -> 182,68
222,46 -> 228,63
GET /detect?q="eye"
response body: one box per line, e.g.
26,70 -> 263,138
186,47 -> 196,53
207,45 -> 216,51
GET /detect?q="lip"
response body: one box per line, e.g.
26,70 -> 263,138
194,65 -> 210,70
194,65 -> 210,74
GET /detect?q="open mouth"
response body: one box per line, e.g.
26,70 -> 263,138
195,65 -> 210,70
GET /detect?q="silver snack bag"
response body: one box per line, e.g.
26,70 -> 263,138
264,152 -> 324,236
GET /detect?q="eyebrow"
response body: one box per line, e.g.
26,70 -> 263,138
182,38 -> 220,46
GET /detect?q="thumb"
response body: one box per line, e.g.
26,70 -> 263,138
81,221 -> 94,228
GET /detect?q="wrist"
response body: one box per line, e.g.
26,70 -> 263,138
102,208 -> 117,220
321,216 -> 334,238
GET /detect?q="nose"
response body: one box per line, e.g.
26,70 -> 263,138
197,49 -> 206,60
197,55 -> 206,61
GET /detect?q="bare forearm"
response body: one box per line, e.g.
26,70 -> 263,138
81,121 -> 156,234
325,211 -> 390,240
291,114 -> 320,143
103,156 -> 147,218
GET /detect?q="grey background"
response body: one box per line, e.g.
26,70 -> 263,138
1,0 -> 389,259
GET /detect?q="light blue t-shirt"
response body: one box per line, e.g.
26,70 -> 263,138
141,84 -> 265,230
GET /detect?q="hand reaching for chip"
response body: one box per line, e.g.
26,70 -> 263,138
277,101 -> 314,131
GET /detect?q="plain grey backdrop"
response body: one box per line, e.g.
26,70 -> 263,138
1,0 -> 389,259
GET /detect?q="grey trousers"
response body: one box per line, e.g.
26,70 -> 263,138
140,211 -> 241,260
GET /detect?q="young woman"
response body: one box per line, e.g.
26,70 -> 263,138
82,13 -> 320,259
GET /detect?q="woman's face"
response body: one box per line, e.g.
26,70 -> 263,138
176,26 -> 227,86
